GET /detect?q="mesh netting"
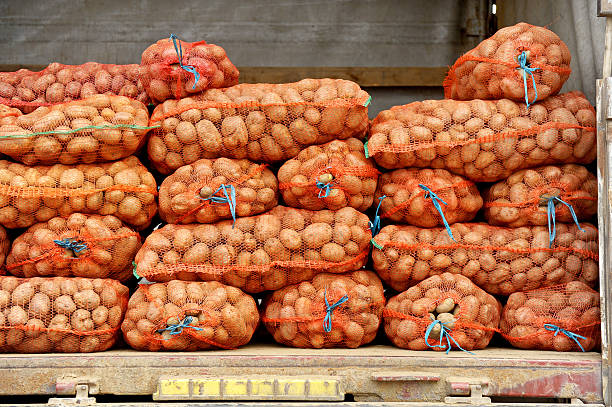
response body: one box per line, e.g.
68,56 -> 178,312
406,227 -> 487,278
0,156 -> 157,230
500,281 -> 600,351
6,214 -> 140,281
159,157 -> 278,224
139,36 -> 239,103
484,164 -> 597,227
0,63 -> 149,113
262,270 -> 384,348
147,79 -> 370,174
372,222 -> 598,296
121,280 -> 258,351
443,22 -> 571,103
367,91 -> 595,182
0,276 -> 128,353
384,273 -> 501,351
277,138 -> 379,211
135,206 -> 372,293
0,95 -> 152,165
375,168 -> 482,227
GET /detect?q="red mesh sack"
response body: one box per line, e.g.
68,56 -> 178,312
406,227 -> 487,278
148,79 -> 370,174
384,273 -> 501,351
277,138 -> 379,211
0,105 -> 22,119
139,35 -> 239,103
6,213 -> 141,281
134,206 -> 371,293
367,92 -> 596,182
0,276 -> 128,353
484,164 -> 597,227
375,168 -> 482,227
121,280 -> 258,351
262,270 -> 384,348
159,158 -> 278,224
443,23 -> 571,103
372,222 -> 598,296
0,62 -> 148,113
0,156 -> 157,230
500,281 -> 600,351
0,94 -> 152,165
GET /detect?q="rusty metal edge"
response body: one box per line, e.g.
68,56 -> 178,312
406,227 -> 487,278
597,78 -> 611,407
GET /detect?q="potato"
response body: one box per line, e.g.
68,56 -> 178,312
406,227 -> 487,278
500,282 -> 600,351
0,156 -> 157,229
139,37 -> 239,103
262,270 -> 384,348
372,222 -> 598,295
159,158 -> 278,224
148,79 -> 370,174
368,92 -> 595,182
444,23 -> 570,102
0,63 -> 149,114
484,164 -> 597,227
384,273 -> 501,351
0,276 -> 128,353
121,280 -> 258,351
6,214 -> 140,280
135,206 -> 371,293
376,168 -> 482,227
278,138 -> 378,211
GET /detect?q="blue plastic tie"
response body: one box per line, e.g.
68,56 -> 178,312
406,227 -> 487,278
157,316 -> 204,337
424,320 -> 475,355
199,184 -> 237,227
546,196 -> 585,248
544,323 -> 587,352
323,289 -> 349,333
369,195 -> 386,237
170,33 -> 201,89
419,184 -> 455,242
54,238 -> 87,256
516,51 -> 541,107
316,180 -> 334,198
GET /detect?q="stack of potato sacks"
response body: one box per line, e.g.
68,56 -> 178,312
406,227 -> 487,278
0,62 -> 166,352
122,34 -> 381,350
368,22 -> 600,352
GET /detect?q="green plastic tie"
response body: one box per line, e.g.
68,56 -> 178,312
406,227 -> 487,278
0,124 -> 161,140
364,95 -> 372,107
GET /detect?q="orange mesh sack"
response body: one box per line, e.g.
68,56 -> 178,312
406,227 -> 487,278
148,79 -> 370,174
262,270 -> 384,348
375,168 -> 482,227
0,105 -> 22,119
0,95 -> 152,165
367,92 -> 596,182
372,222 -> 598,296
0,276 -> 128,353
0,62 -> 148,113
159,158 -> 278,224
0,225 -> 9,271
6,214 -> 140,281
122,281 -> 258,351
134,206 -> 371,293
500,281 -> 600,351
443,23 -> 571,103
278,138 -> 379,211
484,164 -> 596,227
0,156 -> 157,230
384,273 -> 501,352
139,36 -> 239,103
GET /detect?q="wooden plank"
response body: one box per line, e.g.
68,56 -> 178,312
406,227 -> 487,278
237,67 -> 448,87
0,65 -> 447,87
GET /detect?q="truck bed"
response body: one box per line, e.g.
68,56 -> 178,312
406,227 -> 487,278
1,345 -> 602,404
